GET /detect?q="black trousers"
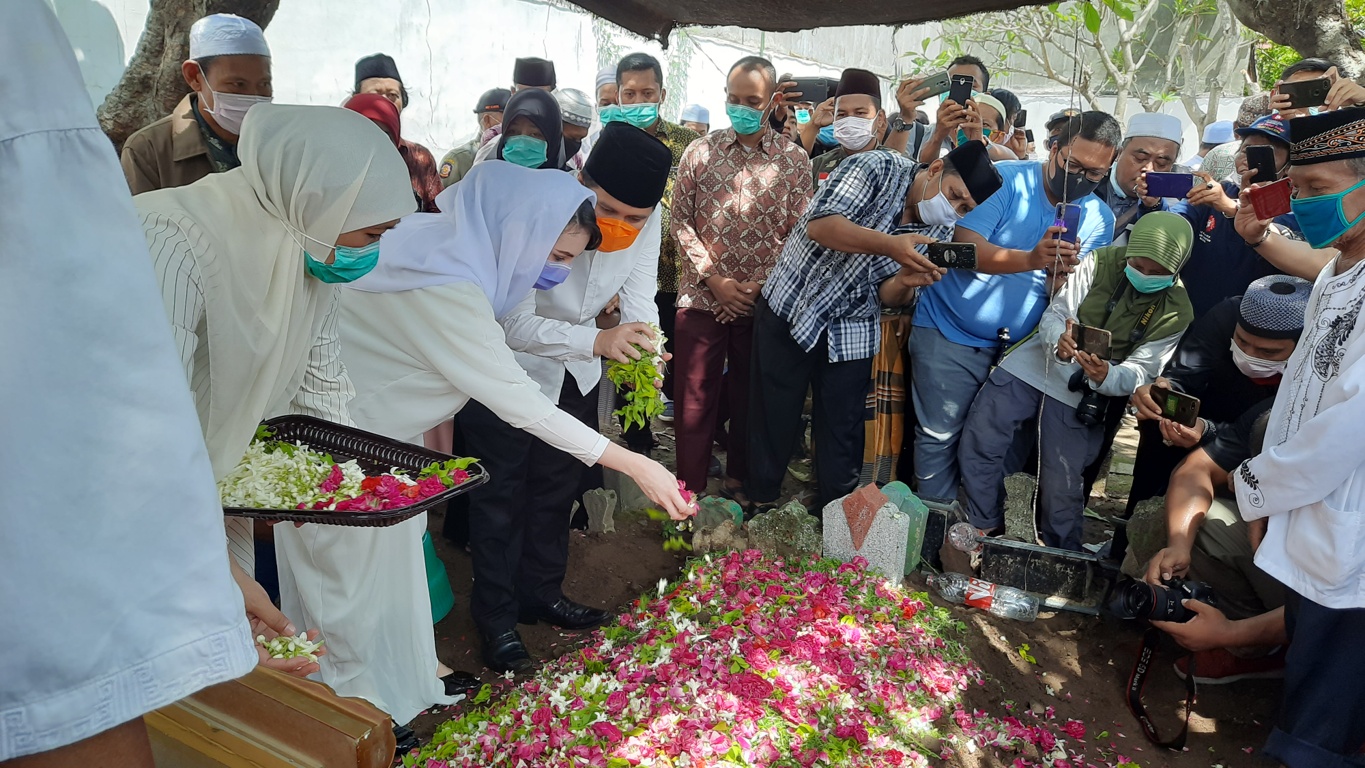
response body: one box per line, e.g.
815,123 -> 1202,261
461,378 -> 598,638
747,299 -> 872,512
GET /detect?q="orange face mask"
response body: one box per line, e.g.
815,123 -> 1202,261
596,216 -> 642,252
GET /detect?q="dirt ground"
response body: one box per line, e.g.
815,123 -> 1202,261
411,420 -> 1283,767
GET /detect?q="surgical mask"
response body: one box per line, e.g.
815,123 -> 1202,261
1124,264 -> 1176,294
1046,152 -> 1102,201
533,260 -> 573,290
305,241 -> 381,283
833,116 -> 876,151
1230,340 -> 1288,379
726,102 -> 768,136
1108,165 -> 1128,199
602,103 -> 659,130
200,82 -> 271,136
954,126 -> 994,147
502,135 -> 548,169
1289,177 -> 1365,248
596,216 -> 642,253
817,125 -> 836,145
916,173 -> 962,228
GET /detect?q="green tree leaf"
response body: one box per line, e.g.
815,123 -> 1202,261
1083,2 -> 1102,34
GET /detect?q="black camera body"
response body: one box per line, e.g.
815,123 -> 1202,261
1111,577 -> 1216,623
1068,368 -> 1108,427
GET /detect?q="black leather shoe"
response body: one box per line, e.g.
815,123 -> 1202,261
441,670 -> 481,697
519,598 -> 611,630
393,724 -> 419,759
481,630 -> 533,674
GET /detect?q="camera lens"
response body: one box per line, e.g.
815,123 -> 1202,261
1109,579 -> 1204,623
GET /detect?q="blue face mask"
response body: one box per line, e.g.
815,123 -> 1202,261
817,125 -> 836,145
1289,176 -> 1365,249
304,240 -> 381,284
602,102 -> 659,130
502,135 -> 548,169
1124,264 -> 1176,294
533,260 -> 572,290
726,102 -> 767,136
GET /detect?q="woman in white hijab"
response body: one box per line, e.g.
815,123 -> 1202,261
134,103 -> 415,674
274,162 -> 689,729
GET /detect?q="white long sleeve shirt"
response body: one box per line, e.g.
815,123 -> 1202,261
500,208 -> 662,399
999,255 -> 1186,408
1234,255 -> 1365,609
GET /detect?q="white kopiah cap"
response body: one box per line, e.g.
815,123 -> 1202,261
189,14 -> 270,60
1202,119 -> 1235,144
554,88 -> 594,128
681,104 -> 710,124
1126,112 -> 1184,146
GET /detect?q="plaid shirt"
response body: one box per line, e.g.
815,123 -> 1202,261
763,151 -> 951,362
672,128 -> 813,313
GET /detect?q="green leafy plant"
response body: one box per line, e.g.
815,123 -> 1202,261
605,323 -> 666,431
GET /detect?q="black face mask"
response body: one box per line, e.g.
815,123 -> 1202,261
565,138 -> 583,158
1046,149 -> 1102,201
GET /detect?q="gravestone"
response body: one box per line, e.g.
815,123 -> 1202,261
582,488 -> 617,534
823,484 -> 909,579
747,500 -> 822,560
693,519 -> 749,554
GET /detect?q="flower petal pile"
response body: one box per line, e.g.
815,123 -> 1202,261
412,551 -> 1058,767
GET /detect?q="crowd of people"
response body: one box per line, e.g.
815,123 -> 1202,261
5,2 -> 1365,765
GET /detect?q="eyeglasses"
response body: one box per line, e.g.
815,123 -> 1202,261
1058,156 -> 1109,183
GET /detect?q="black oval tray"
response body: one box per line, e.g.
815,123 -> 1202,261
222,415 -> 489,527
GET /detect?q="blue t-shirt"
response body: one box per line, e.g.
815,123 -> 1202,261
914,160 -> 1115,347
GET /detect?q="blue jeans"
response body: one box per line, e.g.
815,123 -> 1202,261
908,325 -> 996,502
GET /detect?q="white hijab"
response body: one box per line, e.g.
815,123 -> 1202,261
349,161 -> 595,319
134,104 -> 414,478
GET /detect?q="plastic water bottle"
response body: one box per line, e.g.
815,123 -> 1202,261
947,522 -> 984,553
927,572 -> 1040,621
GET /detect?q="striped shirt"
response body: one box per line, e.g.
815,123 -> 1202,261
763,151 -> 949,362
147,220 -> 354,570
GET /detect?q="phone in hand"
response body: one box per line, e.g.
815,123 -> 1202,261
1151,385 -> 1201,428
1071,323 -> 1113,359
925,242 -> 979,270
948,74 -> 974,106
1014,108 -> 1028,128
1248,178 -> 1293,220
1144,172 -> 1196,198
789,76 -> 833,106
916,71 -> 953,99
1055,203 -> 1082,245
1245,144 -> 1278,184
1277,77 -> 1331,109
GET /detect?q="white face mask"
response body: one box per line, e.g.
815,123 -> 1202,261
1230,339 -> 1288,379
833,115 -> 877,152
916,173 -> 963,228
202,82 -> 272,136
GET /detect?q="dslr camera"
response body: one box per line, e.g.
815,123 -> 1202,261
1109,577 -> 1216,623
1068,368 -> 1108,427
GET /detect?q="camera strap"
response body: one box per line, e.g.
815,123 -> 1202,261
1126,627 -> 1196,751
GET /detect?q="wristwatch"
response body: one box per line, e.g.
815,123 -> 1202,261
890,116 -> 912,133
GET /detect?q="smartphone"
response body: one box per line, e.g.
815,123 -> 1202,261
1054,202 -> 1082,244
1151,385 -> 1201,428
1014,108 -> 1028,128
789,76 -> 833,105
1071,323 -> 1113,359
914,71 -> 953,99
1248,178 -> 1293,219
1144,172 -> 1196,198
1245,144 -> 1278,184
925,242 -> 978,270
948,74 -> 974,106
1278,77 -> 1331,109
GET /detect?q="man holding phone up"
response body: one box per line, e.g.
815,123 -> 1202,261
749,141 -> 1002,512
908,111 -> 1118,503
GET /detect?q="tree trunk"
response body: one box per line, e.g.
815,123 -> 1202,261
97,0 -> 280,150
1225,0 -> 1365,80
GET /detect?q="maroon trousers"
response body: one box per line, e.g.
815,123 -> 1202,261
673,308 -> 753,492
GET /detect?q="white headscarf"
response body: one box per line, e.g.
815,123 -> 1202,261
350,161 -> 594,319
135,104 -> 414,478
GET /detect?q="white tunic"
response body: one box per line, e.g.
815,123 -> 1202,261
501,208 -> 662,398
1234,255 -> 1365,610
0,2 -> 255,758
